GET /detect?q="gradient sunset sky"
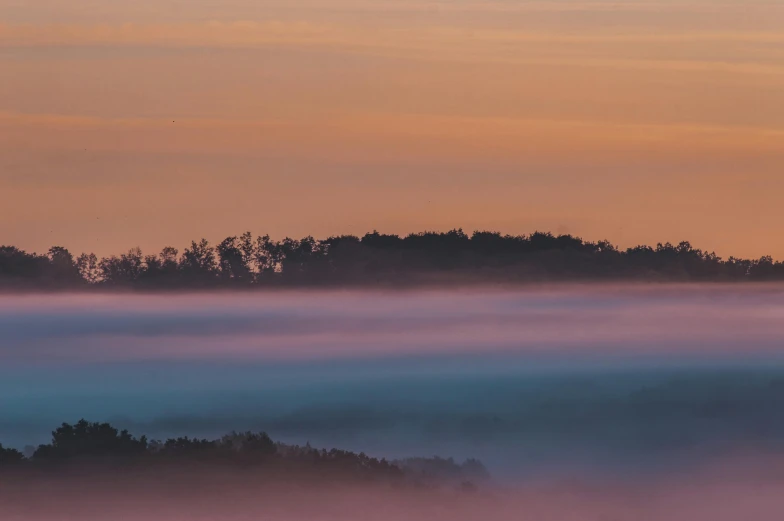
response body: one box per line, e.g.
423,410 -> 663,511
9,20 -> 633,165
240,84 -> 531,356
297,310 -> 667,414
2,0 -> 783,258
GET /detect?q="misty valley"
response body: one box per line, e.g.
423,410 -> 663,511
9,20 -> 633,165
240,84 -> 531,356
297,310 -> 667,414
3,287 -> 784,519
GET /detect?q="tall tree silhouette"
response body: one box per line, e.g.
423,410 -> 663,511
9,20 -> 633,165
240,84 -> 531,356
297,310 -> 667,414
180,239 -> 218,285
217,236 -> 252,283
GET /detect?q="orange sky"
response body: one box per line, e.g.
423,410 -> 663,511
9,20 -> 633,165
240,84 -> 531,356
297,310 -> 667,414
1,0 -> 783,258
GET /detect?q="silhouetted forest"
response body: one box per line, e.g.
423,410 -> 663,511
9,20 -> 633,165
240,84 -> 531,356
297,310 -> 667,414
0,420 -> 487,490
3,230 -> 784,289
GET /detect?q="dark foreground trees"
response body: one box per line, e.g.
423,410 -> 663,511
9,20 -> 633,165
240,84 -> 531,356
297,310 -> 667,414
31,420 -> 148,461
0,443 -> 25,465
4,229 -> 784,289
0,420 -> 486,490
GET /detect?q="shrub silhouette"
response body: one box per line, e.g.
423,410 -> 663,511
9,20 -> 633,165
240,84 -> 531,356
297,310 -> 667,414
0,443 -> 25,466
32,419 -> 148,462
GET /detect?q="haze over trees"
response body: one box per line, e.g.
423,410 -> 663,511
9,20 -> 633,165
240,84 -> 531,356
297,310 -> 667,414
2,230 -> 784,289
0,419 -> 487,491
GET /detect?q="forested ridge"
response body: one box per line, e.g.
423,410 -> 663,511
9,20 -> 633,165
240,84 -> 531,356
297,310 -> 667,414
0,419 -> 487,491
3,229 -> 784,289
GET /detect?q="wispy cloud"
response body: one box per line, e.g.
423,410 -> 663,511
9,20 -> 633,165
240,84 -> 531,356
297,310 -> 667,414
2,22 -> 784,75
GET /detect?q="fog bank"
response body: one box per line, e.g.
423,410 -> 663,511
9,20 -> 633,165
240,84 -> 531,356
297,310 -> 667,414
3,285 -> 784,477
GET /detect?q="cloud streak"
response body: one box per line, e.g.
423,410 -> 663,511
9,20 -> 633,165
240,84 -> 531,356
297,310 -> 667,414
2,22 -> 784,76
3,286 -> 784,364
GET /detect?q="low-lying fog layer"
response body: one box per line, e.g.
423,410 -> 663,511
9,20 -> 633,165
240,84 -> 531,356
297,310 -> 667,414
3,285 -> 784,477
6,459 -> 784,521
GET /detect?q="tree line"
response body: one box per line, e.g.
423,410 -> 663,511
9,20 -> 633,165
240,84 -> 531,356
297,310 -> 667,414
0,419 -> 487,490
2,230 -> 783,289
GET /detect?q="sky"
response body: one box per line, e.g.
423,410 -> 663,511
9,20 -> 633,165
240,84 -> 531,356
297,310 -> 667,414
1,0 -> 783,258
